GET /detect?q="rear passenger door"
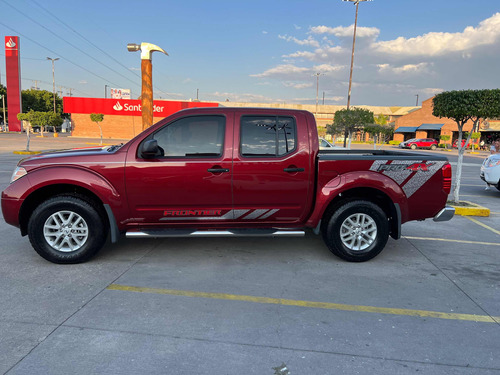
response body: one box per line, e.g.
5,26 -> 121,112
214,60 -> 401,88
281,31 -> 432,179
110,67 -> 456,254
231,112 -> 313,225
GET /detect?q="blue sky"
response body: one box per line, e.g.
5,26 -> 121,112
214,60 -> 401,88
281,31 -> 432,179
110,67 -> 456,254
1,0 -> 499,106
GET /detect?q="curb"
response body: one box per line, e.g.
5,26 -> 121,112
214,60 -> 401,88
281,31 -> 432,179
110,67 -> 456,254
450,201 -> 490,217
13,150 -> 42,155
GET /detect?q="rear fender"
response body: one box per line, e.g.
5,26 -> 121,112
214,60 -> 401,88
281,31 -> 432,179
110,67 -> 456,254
306,171 -> 407,229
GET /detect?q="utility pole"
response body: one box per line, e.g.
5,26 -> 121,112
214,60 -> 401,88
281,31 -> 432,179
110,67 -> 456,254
31,80 -> 40,90
342,0 -> 372,147
105,84 -> 108,99
47,57 -> 59,113
415,94 -> 419,106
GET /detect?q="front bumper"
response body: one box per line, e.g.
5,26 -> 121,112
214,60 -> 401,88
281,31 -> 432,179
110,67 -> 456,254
433,206 -> 455,222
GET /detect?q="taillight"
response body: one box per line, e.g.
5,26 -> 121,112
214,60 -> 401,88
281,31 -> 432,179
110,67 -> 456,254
442,163 -> 452,194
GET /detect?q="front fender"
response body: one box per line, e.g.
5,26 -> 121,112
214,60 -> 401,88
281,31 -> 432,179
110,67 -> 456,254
306,171 -> 408,228
7,166 -> 121,204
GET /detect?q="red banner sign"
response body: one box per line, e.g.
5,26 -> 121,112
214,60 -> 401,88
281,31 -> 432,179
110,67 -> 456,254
64,97 -> 218,117
5,36 -> 22,132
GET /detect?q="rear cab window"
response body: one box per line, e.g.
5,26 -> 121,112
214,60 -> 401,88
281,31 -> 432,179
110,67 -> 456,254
240,115 -> 296,157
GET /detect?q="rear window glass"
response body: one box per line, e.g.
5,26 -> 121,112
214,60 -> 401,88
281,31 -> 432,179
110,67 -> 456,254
240,116 -> 296,157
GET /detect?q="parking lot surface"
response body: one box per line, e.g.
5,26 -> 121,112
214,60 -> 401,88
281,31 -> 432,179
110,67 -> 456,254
0,134 -> 499,375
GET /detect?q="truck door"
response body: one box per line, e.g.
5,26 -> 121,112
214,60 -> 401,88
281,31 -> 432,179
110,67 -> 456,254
231,112 -> 313,225
124,114 -> 234,224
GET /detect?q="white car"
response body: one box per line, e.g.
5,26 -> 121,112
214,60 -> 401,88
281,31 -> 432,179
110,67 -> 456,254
319,138 -> 341,150
480,154 -> 500,191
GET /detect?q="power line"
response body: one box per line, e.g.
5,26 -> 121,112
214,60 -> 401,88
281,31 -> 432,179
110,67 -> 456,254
0,20 -> 124,88
26,0 -> 176,99
29,0 -> 142,80
1,0 -> 142,90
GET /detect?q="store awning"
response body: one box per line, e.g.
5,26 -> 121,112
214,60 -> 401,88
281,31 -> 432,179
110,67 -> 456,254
395,126 -> 418,133
418,123 -> 444,130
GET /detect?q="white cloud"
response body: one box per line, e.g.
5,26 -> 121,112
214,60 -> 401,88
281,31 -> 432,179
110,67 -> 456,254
310,25 -> 380,39
377,63 -> 431,74
251,13 -> 500,105
374,13 -> 500,56
251,64 -> 310,78
283,82 -> 313,89
278,34 -> 319,48
207,91 -> 277,103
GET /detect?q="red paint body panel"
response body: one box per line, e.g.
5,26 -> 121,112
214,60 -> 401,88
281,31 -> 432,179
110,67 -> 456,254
2,107 -> 451,236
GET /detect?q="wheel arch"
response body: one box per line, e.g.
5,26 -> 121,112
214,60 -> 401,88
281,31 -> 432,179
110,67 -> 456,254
19,184 -> 110,237
320,187 -> 401,240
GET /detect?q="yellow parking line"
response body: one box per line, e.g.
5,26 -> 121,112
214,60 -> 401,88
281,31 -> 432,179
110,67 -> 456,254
107,284 -> 500,324
465,217 -> 500,235
404,236 -> 500,246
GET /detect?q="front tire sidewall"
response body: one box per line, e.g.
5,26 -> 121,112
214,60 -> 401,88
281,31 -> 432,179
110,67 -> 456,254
28,196 -> 107,264
324,201 -> 389,262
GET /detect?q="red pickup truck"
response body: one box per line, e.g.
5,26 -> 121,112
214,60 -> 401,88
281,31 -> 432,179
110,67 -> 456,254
2,107 -> 454,264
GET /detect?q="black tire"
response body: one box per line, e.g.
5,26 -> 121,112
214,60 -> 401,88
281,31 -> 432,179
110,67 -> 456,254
28,195 -> 108,264
430,144 -> 437,150
410,144 -> 417,150
322,200 -> 389,262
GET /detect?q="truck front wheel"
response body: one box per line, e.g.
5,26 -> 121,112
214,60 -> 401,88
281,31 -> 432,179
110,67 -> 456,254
28,195 -> 108,264
322,200 -> 389,262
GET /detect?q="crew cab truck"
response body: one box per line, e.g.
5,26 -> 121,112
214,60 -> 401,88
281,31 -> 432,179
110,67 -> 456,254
1,107 -> 454,264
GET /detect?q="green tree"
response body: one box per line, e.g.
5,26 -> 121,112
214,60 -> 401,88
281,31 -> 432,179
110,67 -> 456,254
326,122 -> 344,144
17,112 -> 33,151
374,114 -> 388,126
364,123 -> 394,149
22,89 -> 63,114
439,134 -> 451,149
90,113 -> 104,145
470,132 -> 481,151
334,107 -> 374,149
433,89 -> 500,203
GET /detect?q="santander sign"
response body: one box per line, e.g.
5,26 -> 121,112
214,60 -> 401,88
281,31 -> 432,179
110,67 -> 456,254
63,97 -> 219,118
5,38 -> 16,48
113,101 -> 164,113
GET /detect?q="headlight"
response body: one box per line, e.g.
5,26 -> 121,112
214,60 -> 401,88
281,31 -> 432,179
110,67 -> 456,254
10,167 -> 27,183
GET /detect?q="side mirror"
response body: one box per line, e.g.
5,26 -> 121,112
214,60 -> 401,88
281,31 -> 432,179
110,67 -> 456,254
141,139 -> 159,158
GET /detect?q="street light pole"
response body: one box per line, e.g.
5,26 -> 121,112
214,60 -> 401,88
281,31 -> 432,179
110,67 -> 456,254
342,0 -> 371,147
342,0 -> 371,110
47,57 -> 59,113
314,72 -> 323,115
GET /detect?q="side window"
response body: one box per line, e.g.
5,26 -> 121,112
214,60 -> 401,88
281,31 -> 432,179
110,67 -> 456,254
152,115 -> 225,157
240,116 -> 296,157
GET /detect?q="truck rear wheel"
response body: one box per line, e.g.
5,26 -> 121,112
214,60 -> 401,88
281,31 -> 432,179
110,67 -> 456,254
28,195 -> 108,264
322,200 -> 389,262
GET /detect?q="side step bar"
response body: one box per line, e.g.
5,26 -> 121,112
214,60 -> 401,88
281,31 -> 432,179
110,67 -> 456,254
126,228 -> 305,238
